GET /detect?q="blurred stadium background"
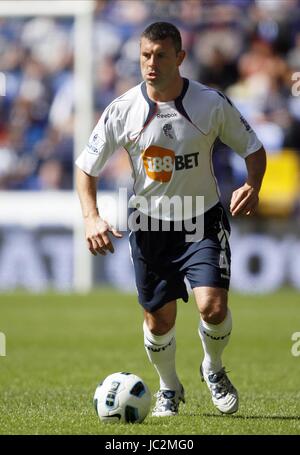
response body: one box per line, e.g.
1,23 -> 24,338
1,0 -> 300,295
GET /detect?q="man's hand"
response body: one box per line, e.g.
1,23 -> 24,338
84,216 -> 123,256
230,147 -> 267,217
230,182 -> 259,217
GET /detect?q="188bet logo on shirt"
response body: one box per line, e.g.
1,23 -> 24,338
143,146 -> 174,182
142,146 -> 199,182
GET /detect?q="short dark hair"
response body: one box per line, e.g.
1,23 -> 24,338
141,22 -> 182,53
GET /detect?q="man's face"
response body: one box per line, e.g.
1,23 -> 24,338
140,37 -> 185,91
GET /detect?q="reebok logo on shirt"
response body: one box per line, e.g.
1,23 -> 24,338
157,113 -> 177,118
142,146 -> 199,183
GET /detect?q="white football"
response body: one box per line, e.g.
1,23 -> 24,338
93,372 -> 151,423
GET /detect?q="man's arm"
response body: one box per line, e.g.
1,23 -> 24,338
230,146 -> 267,217
76,166 -> 122,256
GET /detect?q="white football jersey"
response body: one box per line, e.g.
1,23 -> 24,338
76,78 -> 262,220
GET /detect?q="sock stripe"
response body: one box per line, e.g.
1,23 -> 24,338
202,329 -> 231,341
144,337 -> 165,347
144,337 -> 174,352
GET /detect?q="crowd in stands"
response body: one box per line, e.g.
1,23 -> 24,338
0,0 -> 300,211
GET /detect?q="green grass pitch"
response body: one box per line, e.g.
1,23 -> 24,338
0,288 -> 299,435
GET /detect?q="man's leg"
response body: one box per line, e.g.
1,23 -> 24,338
143,300 -> 185,416
193,286 -> 238,414
144,300 -> 180,391
194,287 -> 231,374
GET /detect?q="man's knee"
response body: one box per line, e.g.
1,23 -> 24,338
194,287 -> 228,324
201,302 -> 227,324
144,301 -> 177,335
145,317 -> 173,335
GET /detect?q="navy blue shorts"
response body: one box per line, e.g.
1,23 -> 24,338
129,203 -> 231,313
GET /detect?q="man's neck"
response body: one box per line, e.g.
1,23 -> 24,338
146,76 -> 184,102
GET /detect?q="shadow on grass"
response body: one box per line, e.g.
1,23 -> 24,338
201,413 -> 300,421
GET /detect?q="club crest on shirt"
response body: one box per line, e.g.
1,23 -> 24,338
162,123 -> 174,139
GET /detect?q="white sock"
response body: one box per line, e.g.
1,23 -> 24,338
198,309 -> 232,376
143,321 -> 181,391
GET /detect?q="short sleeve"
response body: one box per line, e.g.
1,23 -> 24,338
75,104 -> 121,177
217,93 -> 262,158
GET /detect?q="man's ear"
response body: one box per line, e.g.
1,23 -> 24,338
177,50 -> 186,67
